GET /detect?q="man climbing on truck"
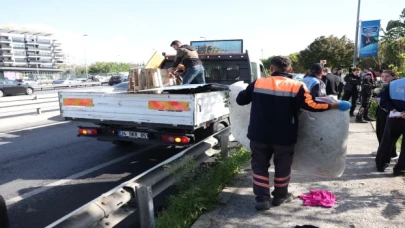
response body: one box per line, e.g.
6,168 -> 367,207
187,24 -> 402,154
170,40 -> 206,84
236,56 -> 351,211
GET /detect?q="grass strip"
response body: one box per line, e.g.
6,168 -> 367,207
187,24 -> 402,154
156,147 -> 250,228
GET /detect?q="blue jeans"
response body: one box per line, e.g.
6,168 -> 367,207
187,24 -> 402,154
182,65 -> 206,84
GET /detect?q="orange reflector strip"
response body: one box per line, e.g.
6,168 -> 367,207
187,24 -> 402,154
148,101 -> 190,111
63,98 -> 94,107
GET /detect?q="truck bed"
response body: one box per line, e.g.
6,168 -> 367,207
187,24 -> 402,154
59,84 -> 229,129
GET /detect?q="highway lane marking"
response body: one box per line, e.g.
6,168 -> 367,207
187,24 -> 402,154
5,144 -> 156,205
0,121 -> 70,134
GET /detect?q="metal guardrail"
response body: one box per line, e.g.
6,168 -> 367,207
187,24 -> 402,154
0,94 -> 59,118
46,127 -> 231,228
33,82 -> 102,91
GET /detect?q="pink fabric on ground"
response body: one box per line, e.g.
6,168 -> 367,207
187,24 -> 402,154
299,190 -> 336,208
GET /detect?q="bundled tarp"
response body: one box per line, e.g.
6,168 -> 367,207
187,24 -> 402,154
229,81 -> 349,178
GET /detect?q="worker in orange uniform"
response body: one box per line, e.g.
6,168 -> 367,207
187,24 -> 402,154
236,56 -> 351,211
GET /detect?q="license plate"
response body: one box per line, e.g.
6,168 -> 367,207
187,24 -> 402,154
118,131 -> 149,139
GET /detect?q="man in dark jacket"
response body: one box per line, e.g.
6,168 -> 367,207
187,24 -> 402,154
322,67 -> 343,99
356,72 -> 376,123
236,56 -> 351,211
342,68 -> 361,116
375,77 -> 405,176
170,40 -> 205,84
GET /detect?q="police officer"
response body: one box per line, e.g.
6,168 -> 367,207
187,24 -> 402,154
170,40 -> 205,84
302,63 -> 327,98
375,76 -> 405,176
342,68 -> 361,117
236,56 -> 351,211
356,71 -> 376,123
375,70 -> 398,158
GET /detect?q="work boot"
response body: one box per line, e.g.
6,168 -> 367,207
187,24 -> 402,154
364,116 -> 375,121
393,168 -> 405,177
272,193 -> 294,206
355,117 -> 368,123
255,201 -> 270,211
363,109 -> 375,121
376,164 -> 389,172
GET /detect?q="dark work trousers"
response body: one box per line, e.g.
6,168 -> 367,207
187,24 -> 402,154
250,140 -> 294,202
342,90 -> 359,115
375,107 -> 397,158
356,92 -> 372,120
376,118 -> 405,171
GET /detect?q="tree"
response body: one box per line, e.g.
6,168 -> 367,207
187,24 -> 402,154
379,8 -> 405,75
288,53 -> 306,73
298,35 -> 354,70
88,62 -> 131,74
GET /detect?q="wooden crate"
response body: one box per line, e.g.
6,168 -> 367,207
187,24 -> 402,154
128,68 -> 182,93
128,68 -> 141,92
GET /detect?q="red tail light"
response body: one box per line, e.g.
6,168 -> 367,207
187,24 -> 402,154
162,135 -> 190,144
78,128 -> 98,135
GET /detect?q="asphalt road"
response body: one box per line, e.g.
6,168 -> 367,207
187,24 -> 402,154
0,122 -> 182,228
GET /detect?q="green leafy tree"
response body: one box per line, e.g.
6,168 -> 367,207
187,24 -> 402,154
379,8 -> 405,73
88,62 -> 131,74
298,35 -> 354,69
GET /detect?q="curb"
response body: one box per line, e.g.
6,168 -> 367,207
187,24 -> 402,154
191,163 -> 251,228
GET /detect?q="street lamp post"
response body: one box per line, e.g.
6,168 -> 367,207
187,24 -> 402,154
353,0 -> 361,67
83,34 -> 88,78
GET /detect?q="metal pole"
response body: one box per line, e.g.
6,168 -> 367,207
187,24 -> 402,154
353,0 -> 361,67
83,35 -> 88,78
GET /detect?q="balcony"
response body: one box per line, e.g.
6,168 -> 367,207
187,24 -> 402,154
39,54 -> 52,58
0,59 -> 14,64
0,45 -> 12,50
13,62 -> 28,66
12,46 -> 25,50
53,42 -> 62,46
14,59 -> 28,63
0,52 -> 13,56
26,41 -> 39,45
14,52 -> 27,57
37,47 -> 52,52
56,60 -> 64,64
26,46 -> 38,51
53,48 -> 63,53
0,38 -> 11,43
12,39 -> 25,43
37,40 -> 51,44
37,42 -> 52,47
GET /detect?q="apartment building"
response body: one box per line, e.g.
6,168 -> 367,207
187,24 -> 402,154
0,29 -> 64,80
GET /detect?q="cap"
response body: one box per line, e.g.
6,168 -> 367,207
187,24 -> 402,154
309,63 -> 323,74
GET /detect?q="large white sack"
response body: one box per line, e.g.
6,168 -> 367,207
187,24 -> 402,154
229,81 -> 349,178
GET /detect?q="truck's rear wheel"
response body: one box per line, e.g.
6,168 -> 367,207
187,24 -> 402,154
112,140 -> 134,147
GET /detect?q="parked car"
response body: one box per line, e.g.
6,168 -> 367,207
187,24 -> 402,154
109,75 -> 128,86
113,82 -> 129,92
15,78 -> 41,86
292,73 -> 305,81
0,79 -> 34,97
53,78 -> 81,85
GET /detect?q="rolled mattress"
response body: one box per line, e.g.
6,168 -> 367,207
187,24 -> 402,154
229,81 -> 349,178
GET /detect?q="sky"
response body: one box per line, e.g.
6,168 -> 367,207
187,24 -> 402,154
0,0 -> 403,65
